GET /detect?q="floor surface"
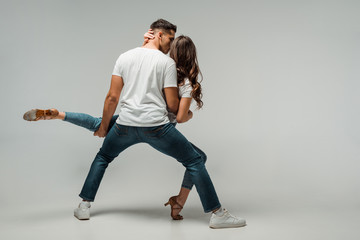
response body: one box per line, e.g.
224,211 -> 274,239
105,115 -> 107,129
1,196 -> 359,240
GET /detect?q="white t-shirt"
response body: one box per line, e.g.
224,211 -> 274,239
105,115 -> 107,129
112,47 -> 178,126
168,78 -> 193,123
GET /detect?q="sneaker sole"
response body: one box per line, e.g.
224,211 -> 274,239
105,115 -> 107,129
209,222 -> 247,229
74,210 -> 90,220
74,215 -> 90,220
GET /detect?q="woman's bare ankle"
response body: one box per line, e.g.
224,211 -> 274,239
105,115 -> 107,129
177,187 -> 190,206
57,111 -> 65,120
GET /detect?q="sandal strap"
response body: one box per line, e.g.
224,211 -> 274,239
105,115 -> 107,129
170,196 -> 183,209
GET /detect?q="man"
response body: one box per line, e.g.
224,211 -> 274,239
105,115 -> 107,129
74,19 -> 246,229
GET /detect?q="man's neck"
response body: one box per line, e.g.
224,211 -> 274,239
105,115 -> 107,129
142,41 -> 160,50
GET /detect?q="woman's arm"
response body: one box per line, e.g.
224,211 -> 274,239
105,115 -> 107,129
176,97 -> 193,123
143,29 -> 154,46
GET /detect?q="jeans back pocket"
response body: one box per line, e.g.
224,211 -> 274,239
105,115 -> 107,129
114,124 -> 128,136
143,124 -> 168,139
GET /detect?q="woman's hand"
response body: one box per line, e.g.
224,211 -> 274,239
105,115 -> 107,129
188,110 -> 193,120
176,98 -> 193,123
143,29 -> 155,46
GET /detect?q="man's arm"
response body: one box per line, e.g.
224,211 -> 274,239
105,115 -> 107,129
94,75 -> 124,137
164,87 -> 179,114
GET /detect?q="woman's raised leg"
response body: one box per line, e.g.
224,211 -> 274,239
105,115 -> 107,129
23,108 -> 118,132
64,112 -> 118,132
166,142 -> 207,219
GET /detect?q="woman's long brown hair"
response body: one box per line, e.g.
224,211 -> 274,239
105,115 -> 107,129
170,35 -> 203,109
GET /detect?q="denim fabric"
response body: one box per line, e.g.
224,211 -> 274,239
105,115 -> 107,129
64,112 -> 118,133
64,112 -> 219,212
182,143 -> 207,190
64,112 -> 206,190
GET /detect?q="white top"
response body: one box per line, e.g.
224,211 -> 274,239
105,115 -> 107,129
178,79 -> 193,98
168,78 -> 193,123
112,47 -> 178,126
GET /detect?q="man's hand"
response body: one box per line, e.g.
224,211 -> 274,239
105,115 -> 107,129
94,126 -> 107,138
95,75 -> 123,138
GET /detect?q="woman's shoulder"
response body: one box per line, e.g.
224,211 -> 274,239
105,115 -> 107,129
179,78 -> 191,87
179,78 -> 193,97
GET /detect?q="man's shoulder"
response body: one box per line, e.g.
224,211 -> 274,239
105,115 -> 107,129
139,48 -> 176,66
157,53 -> 175,66
118,47 -> 175,66
119,47 -> 141,57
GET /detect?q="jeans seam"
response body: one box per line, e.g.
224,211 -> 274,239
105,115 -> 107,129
79,193 -> 94,202
205,203 -> 222,213
181,184 -> 193,190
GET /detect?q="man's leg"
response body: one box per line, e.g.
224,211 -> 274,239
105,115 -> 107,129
75,124 -> 138,219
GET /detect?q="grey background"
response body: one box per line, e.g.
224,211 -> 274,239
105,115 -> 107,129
1,0 -> 359,239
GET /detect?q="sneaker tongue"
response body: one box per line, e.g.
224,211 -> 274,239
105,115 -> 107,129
214,207 -> 225,217
80,201 -> 90,208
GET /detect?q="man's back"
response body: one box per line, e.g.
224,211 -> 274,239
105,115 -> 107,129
112,47 -> 177,126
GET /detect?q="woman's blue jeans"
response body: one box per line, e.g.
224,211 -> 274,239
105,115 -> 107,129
64,112 -> 219,213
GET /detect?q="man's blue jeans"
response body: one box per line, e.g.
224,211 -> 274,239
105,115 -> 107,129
64,112 -> 219,213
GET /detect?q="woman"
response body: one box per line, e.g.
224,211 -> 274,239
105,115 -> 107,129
23,35 -> 205,221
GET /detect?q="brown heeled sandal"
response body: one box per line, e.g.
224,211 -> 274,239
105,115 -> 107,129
164,196 -> 183,220
23,108 -> 59,121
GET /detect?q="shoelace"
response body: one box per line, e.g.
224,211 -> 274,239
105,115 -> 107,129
79,203 -> 91,209
222,210 -> 239,223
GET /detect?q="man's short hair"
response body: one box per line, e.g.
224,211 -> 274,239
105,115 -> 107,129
150,19 -> 177,34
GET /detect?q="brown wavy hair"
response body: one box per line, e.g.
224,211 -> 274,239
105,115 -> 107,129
169,35 -> 203,109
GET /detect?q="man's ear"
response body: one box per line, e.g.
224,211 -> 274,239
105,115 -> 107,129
157,31 -> 163,39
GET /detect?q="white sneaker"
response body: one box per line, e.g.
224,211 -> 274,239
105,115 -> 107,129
209,208 -> 246,229
74,201 -> 91,220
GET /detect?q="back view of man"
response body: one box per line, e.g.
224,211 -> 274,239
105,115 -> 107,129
112,44 -> 177,126
74,19 -> 246,229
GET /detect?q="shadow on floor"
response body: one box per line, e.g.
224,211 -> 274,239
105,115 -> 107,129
5,206 -> 208,224
91,206 -> 208,222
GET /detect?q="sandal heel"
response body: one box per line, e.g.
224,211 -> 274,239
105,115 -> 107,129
164,196 -> 184,220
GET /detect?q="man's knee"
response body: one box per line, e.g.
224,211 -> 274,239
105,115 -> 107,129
182,155 -> 204,170
97,148 -> 115,164
200,152 -> 207,164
